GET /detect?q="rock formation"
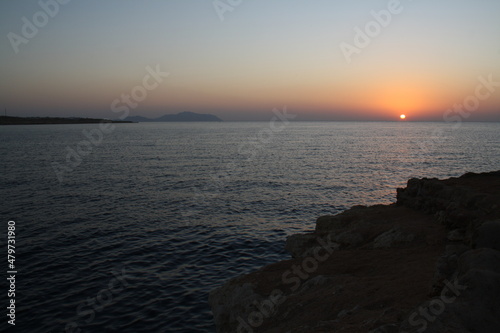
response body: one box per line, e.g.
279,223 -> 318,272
209,171 -> 500,332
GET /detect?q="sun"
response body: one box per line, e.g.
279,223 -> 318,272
400,114 -> 406,120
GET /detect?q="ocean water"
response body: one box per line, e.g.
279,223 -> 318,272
0,121 -> 499,332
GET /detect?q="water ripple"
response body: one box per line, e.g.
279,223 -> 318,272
0,122 -> 499,332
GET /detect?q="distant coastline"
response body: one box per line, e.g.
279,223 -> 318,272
124,111 -> 222,122
0,112 -> 223,125
0,116 -> 133,125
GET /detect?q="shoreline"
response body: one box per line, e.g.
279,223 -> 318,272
0,116 -> 133,125
209,171 -> 500,332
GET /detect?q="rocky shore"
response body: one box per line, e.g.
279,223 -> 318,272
209,171 -> 500,333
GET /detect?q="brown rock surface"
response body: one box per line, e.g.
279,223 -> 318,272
209,171 -> 500,333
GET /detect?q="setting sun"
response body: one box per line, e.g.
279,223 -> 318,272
400,114 -> 406,120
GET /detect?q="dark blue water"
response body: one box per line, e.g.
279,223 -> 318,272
1,122 -> 499,332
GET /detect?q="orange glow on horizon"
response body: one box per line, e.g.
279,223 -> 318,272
374,85 -> 427,115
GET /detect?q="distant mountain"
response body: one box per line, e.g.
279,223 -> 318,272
124,112 -> 222,122
122,116 -> 151,123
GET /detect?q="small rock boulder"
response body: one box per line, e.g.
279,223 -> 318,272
334,231 -> 365,248
476,220 -> 500,251
447,229 -> 466,242
285,233 -> 320,258
209,282 -> 266,333
373,228 -> 415,248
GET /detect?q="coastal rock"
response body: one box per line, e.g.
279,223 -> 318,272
372,228 -> 415,248
336,304 -> 360,319
208,282 -> 265,333
209,171 -> 500,332
285,233 -> 337,258
397,171 -> 500,231
476,220 -> 500,251
315,205 -> 377,233
315,213 -> 354,233
447,229 -> 465,242
431,253 -> 459,295
444,244 -> 469,257
209,204 -> 445,332
401,248 -> 500,333
457,248 -> 500,276
368,323 -> 399,333
296,275 -> 337,295
333,231 -> 365,248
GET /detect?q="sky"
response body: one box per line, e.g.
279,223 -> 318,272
0,0 -> 499,121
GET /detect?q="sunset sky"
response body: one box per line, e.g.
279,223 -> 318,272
1,0 -> 499,121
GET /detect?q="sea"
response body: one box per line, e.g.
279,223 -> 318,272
1,121 -> 499,332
